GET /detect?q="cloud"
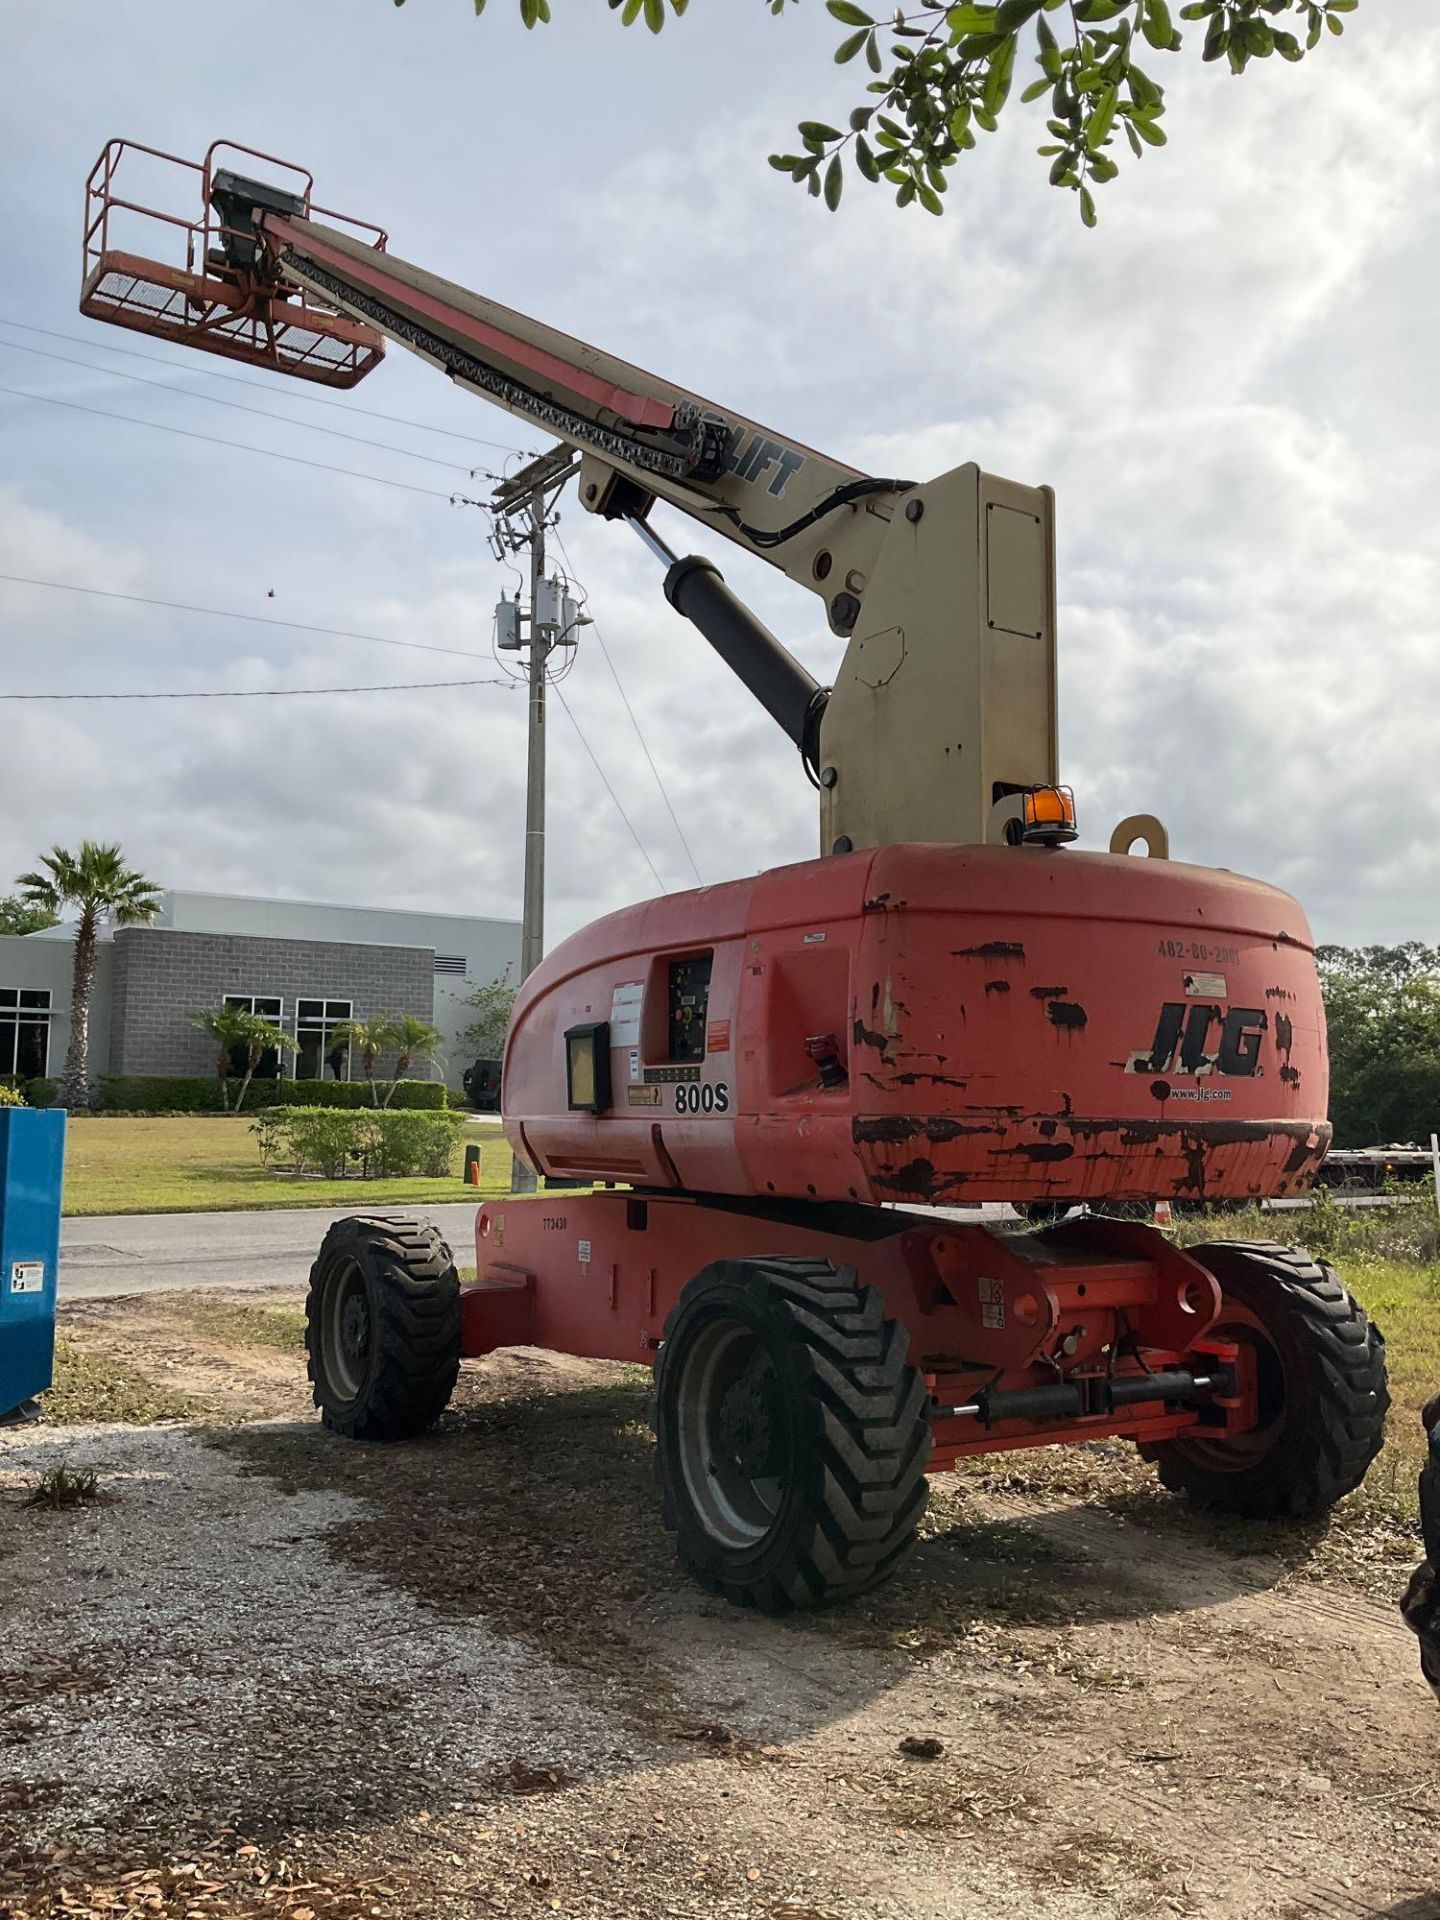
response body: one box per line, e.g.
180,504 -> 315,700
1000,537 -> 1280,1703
1,2 -> 1436,955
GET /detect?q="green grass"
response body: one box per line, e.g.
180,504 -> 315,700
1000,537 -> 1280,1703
167,1298 -> 308,1349
27,1461 -> 102,1509
43,1334 -> 203,1424
62,1114 -> 514,1217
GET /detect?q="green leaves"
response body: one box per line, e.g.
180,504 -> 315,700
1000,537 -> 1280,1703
1141,0 -> 1175,46
428,0 -> 1361,230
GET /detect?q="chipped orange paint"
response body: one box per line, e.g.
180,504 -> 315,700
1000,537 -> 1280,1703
502,843 -> 1327,1207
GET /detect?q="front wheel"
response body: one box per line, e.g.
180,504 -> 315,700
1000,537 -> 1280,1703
653,1258 -> 931,1612
1141,1241 -> 1388,1519
306,1214 -> 461,1440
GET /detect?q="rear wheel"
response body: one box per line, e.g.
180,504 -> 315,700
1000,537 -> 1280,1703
653,1258 -> 931,1611
1141,1241 -> 1387,1518
306,1214 -> 461,1440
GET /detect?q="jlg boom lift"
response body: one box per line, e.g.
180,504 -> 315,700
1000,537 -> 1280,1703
82,140 -> 1388,1610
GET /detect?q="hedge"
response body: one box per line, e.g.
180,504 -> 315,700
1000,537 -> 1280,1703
0,1076 -> 56,1108
252,1107 -> 465,1180
93,1075 -> 449,1115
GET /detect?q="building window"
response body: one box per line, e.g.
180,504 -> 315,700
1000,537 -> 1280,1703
295,999 -> 353,1081
434,955 -> 467,976
223,994 -> 284,1080
0,989 -> 50,1079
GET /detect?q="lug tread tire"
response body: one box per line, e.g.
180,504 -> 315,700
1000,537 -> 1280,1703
1143,1239 -> 1388,1519
306,1213 -> 461,1442
654,1257 -> 931,1613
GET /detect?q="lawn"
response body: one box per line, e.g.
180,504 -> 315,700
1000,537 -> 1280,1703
62,1113 -> 514,1216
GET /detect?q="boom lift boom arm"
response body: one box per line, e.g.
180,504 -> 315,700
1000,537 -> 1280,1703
81,145 -> 1062,855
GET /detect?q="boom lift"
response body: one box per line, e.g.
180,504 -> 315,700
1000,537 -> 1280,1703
83,141 -> 1388,1611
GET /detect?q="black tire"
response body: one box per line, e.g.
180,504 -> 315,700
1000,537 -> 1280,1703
653,1258 -> 931,1612
1141,1240 -> 1388,1519
306,1214 -> 461,1440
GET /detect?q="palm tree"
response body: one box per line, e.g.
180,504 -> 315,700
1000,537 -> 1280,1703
383,1014 -> 443,1107
229,1014 -> 295,1114
16,842 -> 162,1109
190,1005 -> 296,1113
330,1016 -> 395,1107
191,1004 -> 256,1112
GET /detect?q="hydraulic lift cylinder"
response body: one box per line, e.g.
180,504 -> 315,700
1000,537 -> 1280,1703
661,555 -> 821,753
627,516 -> 824,759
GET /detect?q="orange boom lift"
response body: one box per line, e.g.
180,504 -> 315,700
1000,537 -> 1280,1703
83,142 -> 1387,1610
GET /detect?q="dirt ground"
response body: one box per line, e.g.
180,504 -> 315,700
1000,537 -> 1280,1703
3,1291 -> 1439,1920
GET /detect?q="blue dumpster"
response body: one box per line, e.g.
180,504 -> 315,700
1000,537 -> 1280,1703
0,1108 -> 66,1420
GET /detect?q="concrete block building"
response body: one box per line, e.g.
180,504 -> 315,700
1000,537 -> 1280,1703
0,888 -> 520,1093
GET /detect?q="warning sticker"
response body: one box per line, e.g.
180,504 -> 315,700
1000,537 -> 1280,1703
1184,971 -> 1228,999
9,1261 -> 43,1295
627,1085 -> 662,1107
706,1019 -> 731,1055
578,1240 -> 592,1266
609,981 -> 644,1047
978,1274 -> 1005,1331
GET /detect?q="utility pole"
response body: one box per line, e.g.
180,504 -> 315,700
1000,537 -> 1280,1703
490,444 -> 580,1193
521,473 -> 549,982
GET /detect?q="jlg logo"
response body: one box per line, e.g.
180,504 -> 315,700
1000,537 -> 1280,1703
1128,1003 -> 1267,1079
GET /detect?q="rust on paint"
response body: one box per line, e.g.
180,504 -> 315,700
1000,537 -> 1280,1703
951,941 -> 1024,960
984,979 -> 1012,995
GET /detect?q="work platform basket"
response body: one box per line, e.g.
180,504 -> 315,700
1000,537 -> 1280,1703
80,139 -> 386,388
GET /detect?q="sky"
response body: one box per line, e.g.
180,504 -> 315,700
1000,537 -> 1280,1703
1,0 -> 1436,954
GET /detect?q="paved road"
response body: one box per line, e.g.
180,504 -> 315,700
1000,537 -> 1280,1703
60,1202 -> 484,1301
58,1191 -> 1378,1303
58,1199 -> 1013,1301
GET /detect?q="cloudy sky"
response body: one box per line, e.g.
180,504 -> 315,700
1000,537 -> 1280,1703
2,1 -> 1435,951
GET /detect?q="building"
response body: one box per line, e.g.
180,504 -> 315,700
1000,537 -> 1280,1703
0,888 -> 520,1093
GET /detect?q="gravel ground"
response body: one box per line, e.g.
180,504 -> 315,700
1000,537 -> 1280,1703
5,1326 -> 1440,1920
0,1423 -> 626,1852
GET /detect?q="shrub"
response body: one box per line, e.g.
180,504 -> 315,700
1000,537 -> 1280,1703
0,1076 -> 54,1108
277,1108 -> 369,1180
369,1109 -> 466,1177
94,1075 -> 447,1115
96,1075 -> 230,1114
253,1107 -> 465,1180
0,1085 -> 25,1109
282,1078 -> 447,1111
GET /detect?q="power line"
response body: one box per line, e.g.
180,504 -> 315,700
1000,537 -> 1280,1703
554,526 -> 704,887
0,676 -> 512,702
551,684 -> 669,895
0,572 -> 493,664
0,315 -> 535,456
3,571 -> 667,885
0,381 -> 460,501
0,334 -> 478,473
